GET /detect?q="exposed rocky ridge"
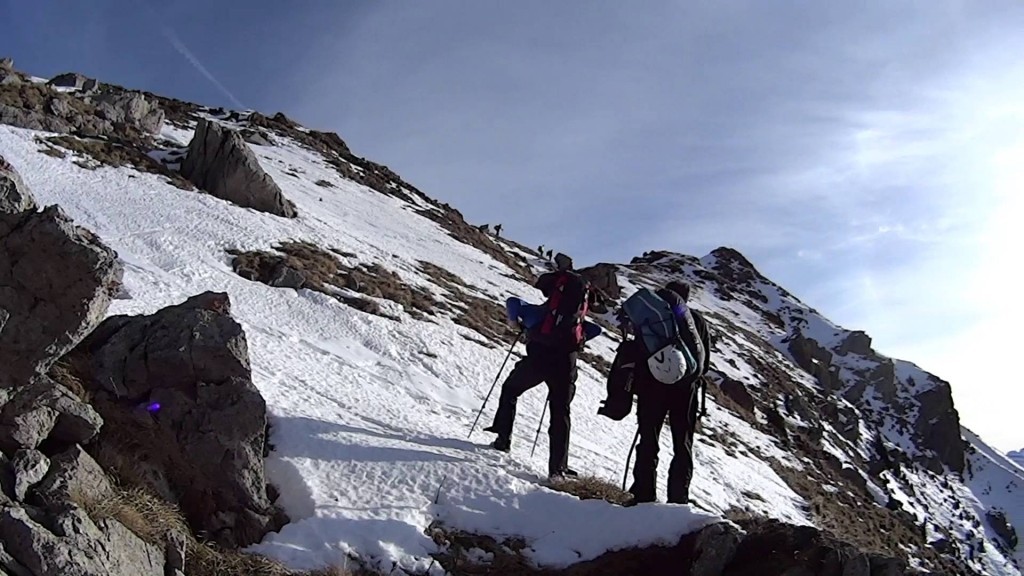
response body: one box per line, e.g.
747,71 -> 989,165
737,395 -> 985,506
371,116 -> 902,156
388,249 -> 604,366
593,248 -> 996,574
0,150 -> 296,574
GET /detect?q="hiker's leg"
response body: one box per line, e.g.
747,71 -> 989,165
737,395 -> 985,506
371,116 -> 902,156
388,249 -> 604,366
546,351 -> 578,475
488,354 -> 544,438
630,384 -> 669,502
667,387 -> 698,504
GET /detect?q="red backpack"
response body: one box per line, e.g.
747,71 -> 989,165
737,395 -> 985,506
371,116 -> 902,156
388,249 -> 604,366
531,271 -> 590,349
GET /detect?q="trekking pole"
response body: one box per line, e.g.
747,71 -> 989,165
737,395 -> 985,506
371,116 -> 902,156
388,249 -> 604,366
621,426 -> 640,491
468,329 -> 522,439
530,397 -> 548,458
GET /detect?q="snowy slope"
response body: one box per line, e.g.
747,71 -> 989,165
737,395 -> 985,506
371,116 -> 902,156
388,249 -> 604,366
0,122 -> 810,573
4,67 -> 1022,575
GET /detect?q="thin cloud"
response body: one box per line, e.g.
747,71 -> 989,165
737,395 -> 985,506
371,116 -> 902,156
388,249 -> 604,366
160,26 -> 246,110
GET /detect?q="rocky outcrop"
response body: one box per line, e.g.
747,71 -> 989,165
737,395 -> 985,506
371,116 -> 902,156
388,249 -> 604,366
578,263 -> 621,300
718,376 -> 755,415
46,73 -> 100,93
0,377 -> 102,453
986,509 -> 1017,551
180,119 -> 297,218
913,382 -> 965,474
0,158 -> 122,389
0,155 -> 36,214
93,89 -> 164,135
786,333 -> 841,392
70,291 -> 287,547
838,330 -> 873,356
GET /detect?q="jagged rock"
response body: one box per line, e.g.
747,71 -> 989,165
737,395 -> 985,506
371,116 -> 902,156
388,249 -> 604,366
838,330 -> 873,356
240,128 -> 274,147
863,359 -> 898,404
719,377 -> 755,414
786,333 -> 842,392
913,382 -> 965,474
0,203 -> 122,388
93,89 -> 164,135
268,262 -> 305,289
0,378 -> 103,453
0,503 -> 163,576
0,453 -> 13,503
686,521 -> 742,576
180,119 -> 297,218
578,263 -> 621,300
71,291 -> 286,547
0,58 -> 22,87
0,156 -> 36,215
723,519 -> 907,576
46,73 -> 99,93
986,509 -> 1017,550
32,445 -> 112,512
10,450 -> 48,502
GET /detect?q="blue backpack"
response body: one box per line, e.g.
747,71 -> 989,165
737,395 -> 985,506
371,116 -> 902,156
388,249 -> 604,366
621,288 -> 704,383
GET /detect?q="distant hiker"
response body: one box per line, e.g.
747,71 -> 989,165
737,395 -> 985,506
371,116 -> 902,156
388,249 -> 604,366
494,223 -> 503,238
538,244 -> 545,256
484,252 -> 595,480
545,249 -> 553,260
598,280 -> 711,505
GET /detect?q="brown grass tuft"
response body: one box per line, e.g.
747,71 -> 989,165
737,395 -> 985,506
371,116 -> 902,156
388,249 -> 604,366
44,135 -> 193,190
47,357 -> 92,402
545,475 -> 634,506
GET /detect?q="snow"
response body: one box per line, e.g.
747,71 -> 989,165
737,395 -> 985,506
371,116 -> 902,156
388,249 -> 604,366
1,123 -> 809,573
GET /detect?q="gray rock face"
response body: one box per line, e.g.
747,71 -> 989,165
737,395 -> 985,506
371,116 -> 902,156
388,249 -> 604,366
180,119 -> 297,218
0,156 -> 36,215
0,204 -> 122,388
268,262 -> 306,289
73,291 -> 286,547
718,377 -> 755,415
93,90 -> 164,135
0,504 -> 163,576
787,333 -> 841,392
32,445 -> 112,512
46,73 -> 99,93
0,378 -> 103,453
686,522 -> 742,576
10,451 -> 49,502
986,509 -> 1017,551
838,330 -> 873,356
913,382 -> 965,474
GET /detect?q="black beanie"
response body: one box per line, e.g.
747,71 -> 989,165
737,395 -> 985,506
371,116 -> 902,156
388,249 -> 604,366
666,280 -> 691,301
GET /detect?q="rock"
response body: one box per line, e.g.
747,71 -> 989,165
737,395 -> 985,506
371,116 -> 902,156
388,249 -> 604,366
32,445 -> 112,513
838,330 -> 873,356
0,156 -> 36,215
719,377 -> 755,414
0,204 -> 122,388
865,359 -> 897,404
72,291 -> 286,547
986,509 -> 1017,550
685,522 -> 742,576
10,450 -> 48,502
240,128 -> 274,147
93,89 -> 164,135
786,333 -> 841,392
722,519 -> 906,576
0,378 -> 103,453
268,262 -> 305,289
0,504 -> 163,576
578,263 -> 622,300
0,453 -> 13,502
46,73 -> 100,93
180,119 -> 297,218
913,382 -> 965,474
46,97 -> 74,119
0,58 -> 12,70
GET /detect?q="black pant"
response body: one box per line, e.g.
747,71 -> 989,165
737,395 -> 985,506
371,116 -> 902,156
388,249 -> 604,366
489,343 -> 578,475
630,377 -> 698,504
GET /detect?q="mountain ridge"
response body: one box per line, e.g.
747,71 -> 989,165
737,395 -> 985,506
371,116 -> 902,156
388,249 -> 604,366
1,56 -> 1021,575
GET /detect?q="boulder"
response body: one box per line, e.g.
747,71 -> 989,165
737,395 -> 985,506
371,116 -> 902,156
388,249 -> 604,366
10,450 -> 48,502
180,119 -> 297,218
46,73 -> 100,93
719,377 -> 755,415
0,504 -> 163,576
71,291 -> 286,547
0,156 -> 36,215
838,330 -> 873,356
0,204 -> 122,388
0,378 -> 103,453
913,382 -> 965,474
685,522 -> 743,576
986,509 -> 1017,551
93,89 -> 164,135
578,263 -> 622,300
32,445 -> 112,512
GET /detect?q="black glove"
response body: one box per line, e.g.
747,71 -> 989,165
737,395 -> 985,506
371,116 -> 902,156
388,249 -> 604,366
597,398 -> 631,421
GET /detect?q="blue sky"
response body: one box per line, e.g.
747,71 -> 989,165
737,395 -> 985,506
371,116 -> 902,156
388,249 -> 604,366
3,0 -> 1023,451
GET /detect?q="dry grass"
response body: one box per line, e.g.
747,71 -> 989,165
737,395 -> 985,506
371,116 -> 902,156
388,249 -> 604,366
417,260 -> 510,347
228,242 -> 441,322
545,475 -> 634,506
46,357 -> 92,402
43,135 -> 194,190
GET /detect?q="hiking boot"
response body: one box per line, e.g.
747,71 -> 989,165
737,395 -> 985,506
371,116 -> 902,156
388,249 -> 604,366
483,424 -> 499,434
564,468 -> 579,478
490,436 -> 511,452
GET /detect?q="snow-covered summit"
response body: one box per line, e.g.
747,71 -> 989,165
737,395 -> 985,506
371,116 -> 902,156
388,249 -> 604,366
1,58 -> 1022,575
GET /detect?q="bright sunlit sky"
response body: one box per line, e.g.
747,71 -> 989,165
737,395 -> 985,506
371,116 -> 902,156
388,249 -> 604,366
3,1 -> 1023,450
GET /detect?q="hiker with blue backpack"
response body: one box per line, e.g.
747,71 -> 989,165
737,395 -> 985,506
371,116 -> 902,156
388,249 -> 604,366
598,280 -> 711,505
483,253 -> 601,481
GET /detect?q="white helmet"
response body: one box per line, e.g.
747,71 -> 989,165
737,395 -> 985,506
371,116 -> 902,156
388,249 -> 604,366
647,345 -> 689,384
